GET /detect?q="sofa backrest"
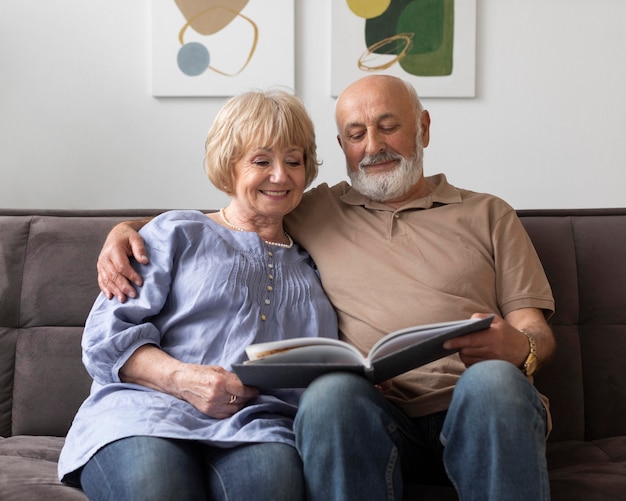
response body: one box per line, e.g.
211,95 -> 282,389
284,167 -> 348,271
1,209 -> 625,443
0,210 -> 159,438
520,209 -> 626,442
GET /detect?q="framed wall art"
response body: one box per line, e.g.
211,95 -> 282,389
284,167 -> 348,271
151,0 -> 294,97
331,0 -> 476,98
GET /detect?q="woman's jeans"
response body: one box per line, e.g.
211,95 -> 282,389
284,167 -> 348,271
80,437 -> 303,501
294,360 -> 550,501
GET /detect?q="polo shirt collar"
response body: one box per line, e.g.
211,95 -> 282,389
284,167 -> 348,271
340,173 -> 462,210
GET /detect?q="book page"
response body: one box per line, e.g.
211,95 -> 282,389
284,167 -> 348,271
246,344 -> 365,366
246,337 -> 364,363
368,317 -> 491,362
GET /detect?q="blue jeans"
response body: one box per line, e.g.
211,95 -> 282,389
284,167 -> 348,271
80,436 -> 304,501
294,360 -> 550,500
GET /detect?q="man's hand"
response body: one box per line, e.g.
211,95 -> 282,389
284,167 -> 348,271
97,220 -> 149,302
443,309 -> 554,371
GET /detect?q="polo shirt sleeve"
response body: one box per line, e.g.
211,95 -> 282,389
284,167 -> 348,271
492,208 -> 555,318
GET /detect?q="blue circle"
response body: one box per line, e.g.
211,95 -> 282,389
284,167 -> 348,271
177,42 -> 210,76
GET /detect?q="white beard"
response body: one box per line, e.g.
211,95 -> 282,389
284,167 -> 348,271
348,147 -> 424,202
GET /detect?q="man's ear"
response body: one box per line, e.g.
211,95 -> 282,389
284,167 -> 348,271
337,134 -> 343,149
420,110 -> 431,148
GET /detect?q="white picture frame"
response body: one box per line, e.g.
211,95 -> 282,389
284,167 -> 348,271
331,0 -> 476,98
151,0 -> 294,97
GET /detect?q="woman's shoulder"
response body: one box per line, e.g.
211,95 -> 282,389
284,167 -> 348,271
145,210 -> 211,230
150,209 -> 207,224
141,210 -> 216,245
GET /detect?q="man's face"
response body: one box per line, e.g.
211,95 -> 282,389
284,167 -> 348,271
336,79 -> 429,202
347,144 -> 423,203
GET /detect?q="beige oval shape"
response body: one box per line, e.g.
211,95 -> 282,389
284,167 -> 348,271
175,0 -> 249,35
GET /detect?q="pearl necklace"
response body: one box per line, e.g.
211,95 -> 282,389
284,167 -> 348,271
220,208 -> 293,248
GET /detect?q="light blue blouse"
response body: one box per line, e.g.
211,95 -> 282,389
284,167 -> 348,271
59,210 -> 338,482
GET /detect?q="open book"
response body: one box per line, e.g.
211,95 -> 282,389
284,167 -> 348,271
232,315 -> 494,388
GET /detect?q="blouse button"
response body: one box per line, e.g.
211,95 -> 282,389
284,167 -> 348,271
264,299 -> 271,305
268,274 -> 274,280
268,251 -> 273,257
261,314 -> 267,321
267,285 -> 273,291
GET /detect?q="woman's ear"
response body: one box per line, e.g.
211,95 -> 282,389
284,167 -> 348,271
221,177 -> 232,193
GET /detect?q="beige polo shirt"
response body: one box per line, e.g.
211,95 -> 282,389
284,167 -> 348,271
285,174 -> 554,417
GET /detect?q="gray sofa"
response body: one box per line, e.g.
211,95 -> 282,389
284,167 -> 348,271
1,208 -> 626,501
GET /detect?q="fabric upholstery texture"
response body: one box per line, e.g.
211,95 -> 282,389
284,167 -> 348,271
0,208 -> 625,500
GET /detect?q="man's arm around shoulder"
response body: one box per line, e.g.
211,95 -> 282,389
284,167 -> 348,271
97,217 -> 152,302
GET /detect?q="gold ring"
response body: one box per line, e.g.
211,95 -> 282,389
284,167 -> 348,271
228,394 -> 238,404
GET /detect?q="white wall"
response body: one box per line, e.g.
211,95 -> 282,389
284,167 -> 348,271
1,0 -> 625,210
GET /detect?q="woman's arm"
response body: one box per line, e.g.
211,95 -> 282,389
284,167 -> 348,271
120,344 -> 258,419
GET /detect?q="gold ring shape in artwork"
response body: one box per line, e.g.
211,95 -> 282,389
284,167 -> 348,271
357,32 -> 414,72
177,7 -> 258,77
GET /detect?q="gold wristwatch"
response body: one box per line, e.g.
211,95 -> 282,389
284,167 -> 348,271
520,329 -> 538,377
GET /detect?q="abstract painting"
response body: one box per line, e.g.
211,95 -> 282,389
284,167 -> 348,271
151,0 -> 294,97
331,0 -> 476,97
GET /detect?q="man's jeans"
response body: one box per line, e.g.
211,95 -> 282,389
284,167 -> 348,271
294,360 -> 550,500
80,437 -> 304,501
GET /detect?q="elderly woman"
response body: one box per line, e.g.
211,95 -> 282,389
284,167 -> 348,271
58,90 -> 338,501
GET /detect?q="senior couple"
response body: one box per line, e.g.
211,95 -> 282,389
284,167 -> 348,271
59,75 -> 555,501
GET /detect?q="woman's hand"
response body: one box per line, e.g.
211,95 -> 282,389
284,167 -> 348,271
120,345 -> 259,418
173,363 -> 259,419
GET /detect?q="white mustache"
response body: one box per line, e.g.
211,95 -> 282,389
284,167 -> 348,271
359,152 -> 403,169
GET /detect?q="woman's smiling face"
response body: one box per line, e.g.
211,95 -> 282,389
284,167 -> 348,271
230,144 -> 307,220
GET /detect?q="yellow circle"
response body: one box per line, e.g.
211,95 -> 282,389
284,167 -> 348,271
346,0 -> 391,19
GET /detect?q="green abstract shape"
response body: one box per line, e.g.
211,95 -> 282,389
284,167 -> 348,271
399,0 -> 444,54
365,0 -> 412,55
364,0 -> 454,77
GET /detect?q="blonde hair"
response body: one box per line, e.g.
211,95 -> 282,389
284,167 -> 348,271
204,90 -> 319,191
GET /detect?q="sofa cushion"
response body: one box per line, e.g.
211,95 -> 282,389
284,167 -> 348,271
20,216 -> 107,327
534,325 -> 584,442
0,328 -> 17,437
12,327 -> 91,436
0,436 -> 86,500
547,437 -> 626,499
0,217 -> 29,328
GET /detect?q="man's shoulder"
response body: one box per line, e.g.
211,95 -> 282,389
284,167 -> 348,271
286,182 -> 350,238
441,178 -> 513,213
459,188 -> 511,207
427,174 -> 514,219
303,181 -> 351,200
292,182 -> 349,214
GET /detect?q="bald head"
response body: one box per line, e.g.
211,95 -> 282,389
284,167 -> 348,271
336,75 -> 420,123
334,75 -> 432,206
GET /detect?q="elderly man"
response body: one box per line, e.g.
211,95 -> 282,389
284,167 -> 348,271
98,75 -> 555,500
